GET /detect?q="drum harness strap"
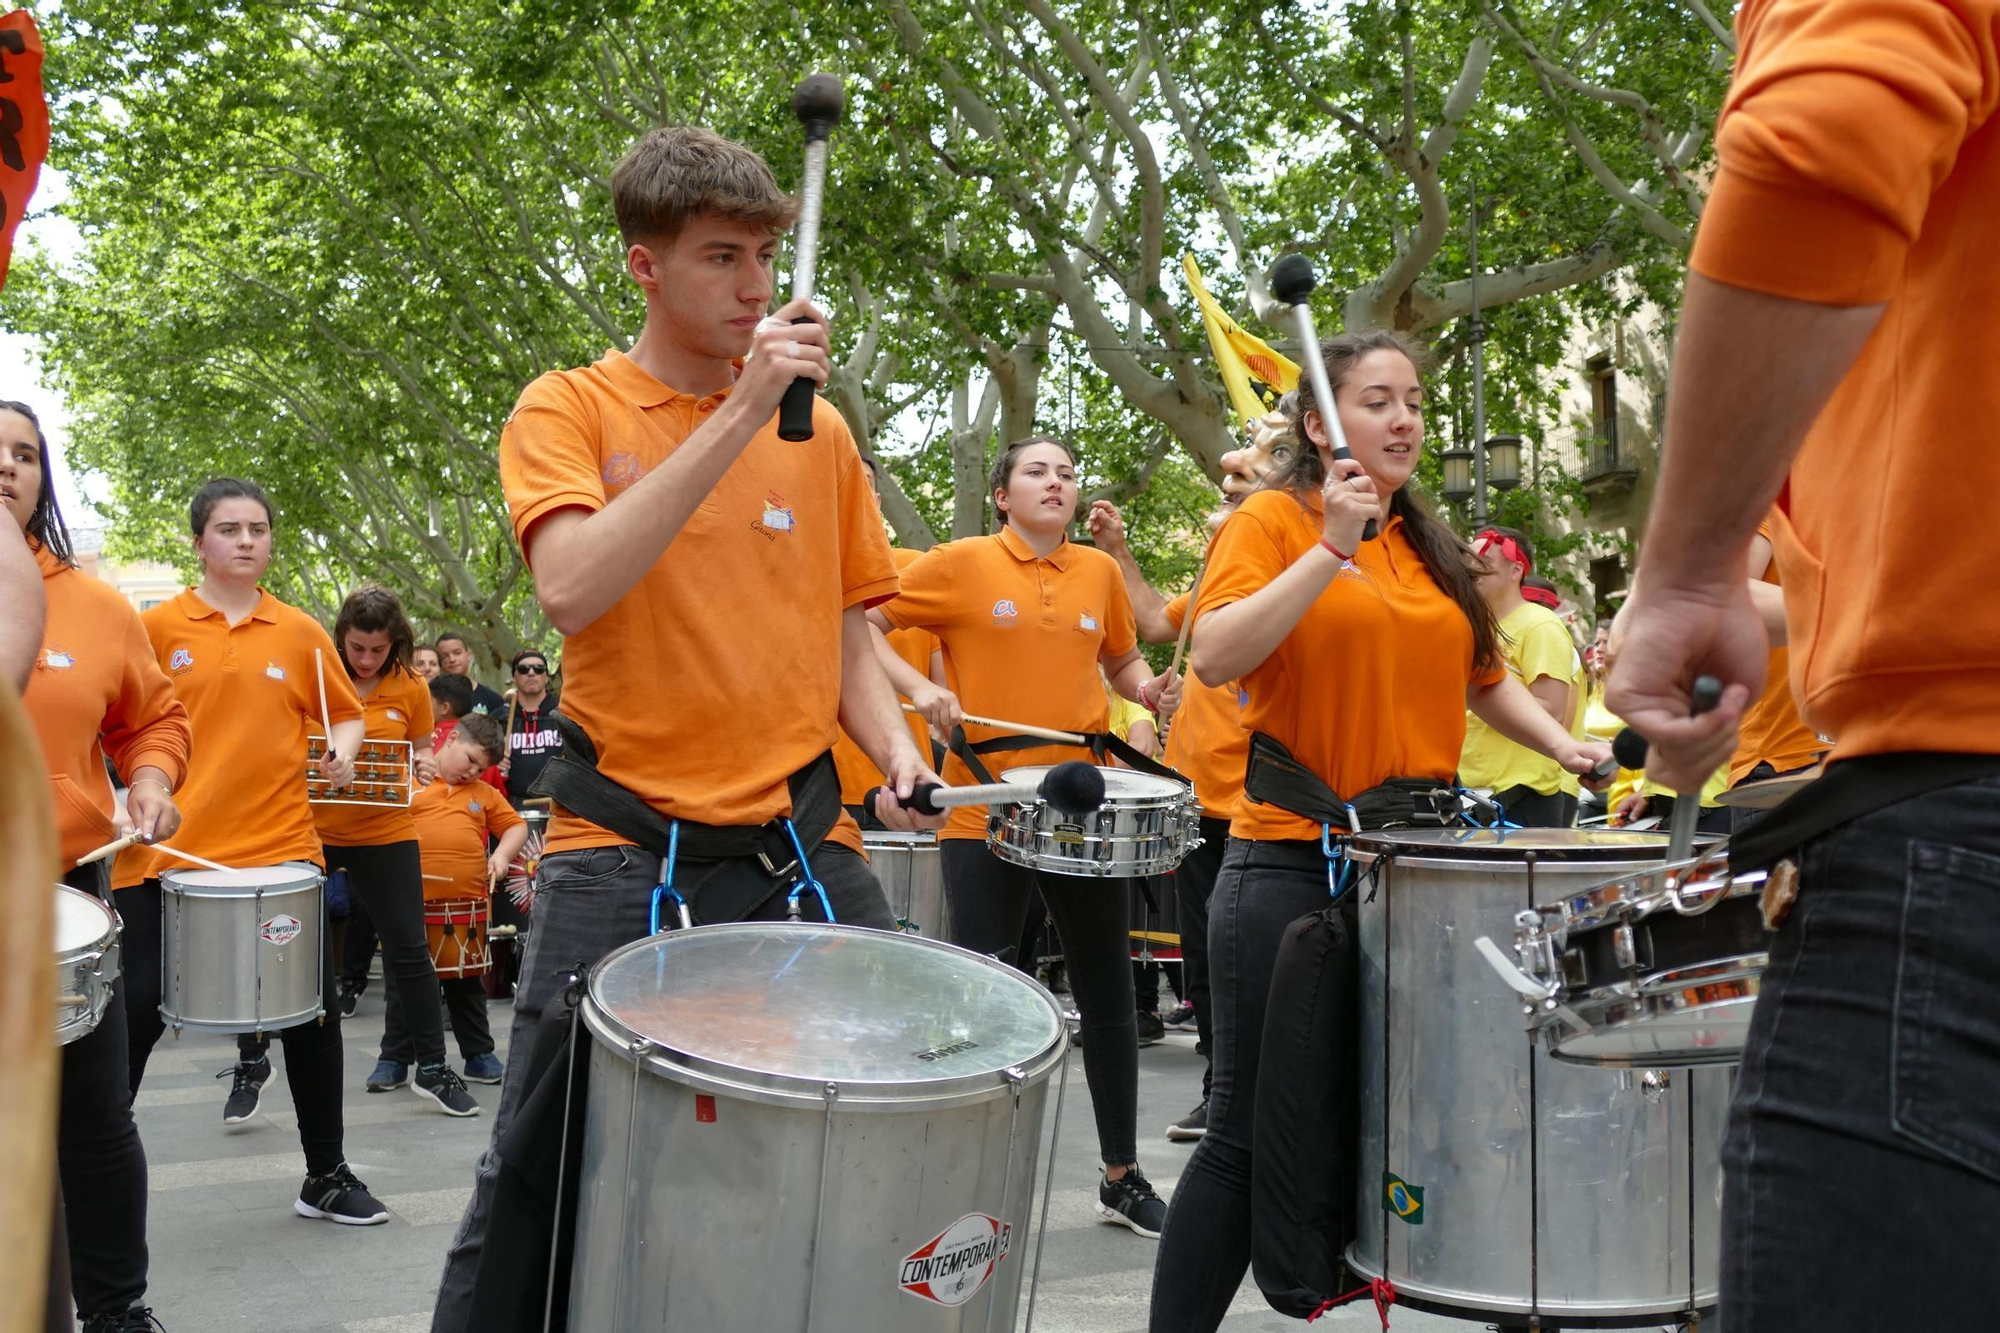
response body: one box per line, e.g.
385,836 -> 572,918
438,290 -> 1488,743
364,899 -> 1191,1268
947,724 -> 1190,790
529,709 -> 841,931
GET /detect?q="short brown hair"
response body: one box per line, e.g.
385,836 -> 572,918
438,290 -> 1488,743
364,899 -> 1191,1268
454,712 -> 505,767
610,126 -> 798,248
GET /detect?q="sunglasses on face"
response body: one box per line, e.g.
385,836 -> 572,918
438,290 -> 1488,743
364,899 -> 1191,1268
515,663 -> 547,675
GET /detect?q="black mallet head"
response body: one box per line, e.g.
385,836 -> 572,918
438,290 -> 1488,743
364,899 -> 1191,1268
1269,253 -> 1317,306
1040,761 -> 1107,816
1611,727 -> 1650,772
792,73 -> 844,138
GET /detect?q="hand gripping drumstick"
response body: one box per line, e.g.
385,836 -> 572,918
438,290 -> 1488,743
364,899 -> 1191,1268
1268,253 -> 1377,542
1611,675 -> 1723,861
777,73 -> 844,443
75,832 -> 141,866
863,759 -> 1107,822
900,702 -> 1088,747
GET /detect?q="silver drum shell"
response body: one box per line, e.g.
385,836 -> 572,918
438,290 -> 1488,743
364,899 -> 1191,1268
989,767 -> 1200,877
1346,833 -> 1724,1324
568,925 -> 1068,1332
863,830 -> 947,938
55,884 -> 121,1045
160,865 -> 324,1033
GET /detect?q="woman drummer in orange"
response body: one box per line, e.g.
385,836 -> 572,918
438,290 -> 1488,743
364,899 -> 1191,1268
1147,333 -> 1610,1331
9,400 -> 189,1329
871,435 -> 1183,1240
114,476 -> 391,1225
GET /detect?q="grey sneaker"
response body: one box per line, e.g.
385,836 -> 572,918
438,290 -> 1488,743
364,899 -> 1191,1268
219,1058 -> 271,1124
1096,1167 -> 1168,1238
295,1164 -> 389,1225
1166,1099 -> 1208,1142
413,1063 -> 480,1117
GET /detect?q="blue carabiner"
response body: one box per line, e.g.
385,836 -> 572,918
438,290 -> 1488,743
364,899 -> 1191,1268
1321,822 -> 1356,903
648,821 -> 689,933
779,818 -> 836,924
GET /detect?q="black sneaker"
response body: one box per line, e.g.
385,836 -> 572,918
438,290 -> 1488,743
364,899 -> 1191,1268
295,1164 -> 390,1225
1097,1167 -> 1168,1238
1136,1010 -> 1166,1047
413,1063 -> 481,1117
219,1057 -> 271,1124
1163,1000 -> 1197,1032
338,979 -> 364,1019
82,1308 -> 166,1332
1166,1099 -> 1208,1142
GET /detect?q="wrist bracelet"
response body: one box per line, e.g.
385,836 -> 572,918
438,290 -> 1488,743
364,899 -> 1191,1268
129,777 -> 172,798
1320,538 -> 1355,562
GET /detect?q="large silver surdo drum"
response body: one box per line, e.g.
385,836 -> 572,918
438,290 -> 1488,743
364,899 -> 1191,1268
570,923 -> 1069,1331
863,830 -> 947,937
160,865 -> 324,1033
1345,830 -> 1726,1326
56,884 -> 121,1045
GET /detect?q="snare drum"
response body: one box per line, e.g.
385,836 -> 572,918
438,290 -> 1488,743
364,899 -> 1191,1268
1345,829 -> 1725,1326
570,923 -> 1068,1330
990,765 -> 1200,877
55,885 -> 121,1045
863,830 -> 946,936
160,864 -> 323,1033
1504,846 -> 1770,1067
425,898 -> 491,978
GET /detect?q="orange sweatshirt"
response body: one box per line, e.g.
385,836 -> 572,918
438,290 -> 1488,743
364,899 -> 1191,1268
26,543 -> 192,866
1690,0 -> 2000,760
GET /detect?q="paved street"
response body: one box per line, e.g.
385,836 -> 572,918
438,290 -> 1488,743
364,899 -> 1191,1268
128,970 -> 1672,1333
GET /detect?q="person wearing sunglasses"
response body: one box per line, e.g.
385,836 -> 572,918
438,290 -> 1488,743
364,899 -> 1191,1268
500,649 -> 561,809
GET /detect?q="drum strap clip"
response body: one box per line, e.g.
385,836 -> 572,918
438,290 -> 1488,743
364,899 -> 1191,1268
778,818 -> 836,924
648,822 -> 693,933
1320,818 -> 1359,903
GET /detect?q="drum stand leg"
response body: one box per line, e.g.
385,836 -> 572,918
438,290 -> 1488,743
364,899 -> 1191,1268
802,1081 -> 840,1333
1022,1043 -> 1071,1333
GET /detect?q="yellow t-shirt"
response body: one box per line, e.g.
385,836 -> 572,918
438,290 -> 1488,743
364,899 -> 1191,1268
1106,693 -> 1153,746
1458,601 -> 1583,797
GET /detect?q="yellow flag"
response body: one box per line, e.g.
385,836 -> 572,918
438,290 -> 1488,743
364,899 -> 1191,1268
1183,254 -> 1300,425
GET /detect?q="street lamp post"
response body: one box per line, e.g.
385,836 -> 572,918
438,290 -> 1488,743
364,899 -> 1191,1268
1468,182 -> 1489,527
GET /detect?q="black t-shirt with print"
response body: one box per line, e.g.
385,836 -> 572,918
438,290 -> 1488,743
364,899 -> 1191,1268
505,698 -> 563,806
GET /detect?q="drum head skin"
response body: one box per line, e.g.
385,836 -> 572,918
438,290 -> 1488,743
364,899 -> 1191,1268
55,885 -> 116,952
1349,828 -> 1673,862
1000,764 -> 1181,801
160,865 -> 321,895
589,924 -> 1064,1102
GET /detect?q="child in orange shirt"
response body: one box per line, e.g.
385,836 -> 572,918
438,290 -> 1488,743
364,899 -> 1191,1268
382,713 -> 524,1083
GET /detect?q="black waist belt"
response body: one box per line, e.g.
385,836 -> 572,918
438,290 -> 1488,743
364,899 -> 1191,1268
1243,731 -> 1458,831
528,709 -> 840,868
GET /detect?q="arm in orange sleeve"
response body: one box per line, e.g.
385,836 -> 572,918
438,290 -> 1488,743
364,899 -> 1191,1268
481,782 -> 527,885
873,542 -> 956,634
304,620 -> 366,759
1190,497 -> 1337,687
834,439 -> 901,611
101,605 -> 192,790
1692,0 -> 2000,305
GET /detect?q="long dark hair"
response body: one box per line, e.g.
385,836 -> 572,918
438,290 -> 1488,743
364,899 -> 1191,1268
332,583 -> 419,680
1267,330 -> 1500,673
988,435 -> 1077,528
1,400 -> 74,568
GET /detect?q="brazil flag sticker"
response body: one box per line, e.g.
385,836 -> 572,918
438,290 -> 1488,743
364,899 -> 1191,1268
1385,1172 -> 1425,1225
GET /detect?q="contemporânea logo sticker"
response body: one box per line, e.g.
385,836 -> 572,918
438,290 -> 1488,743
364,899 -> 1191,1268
259,914 -> 303,947
898,1213 -> 1013,1306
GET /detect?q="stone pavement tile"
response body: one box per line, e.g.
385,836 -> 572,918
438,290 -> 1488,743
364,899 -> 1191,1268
377,1187 -> 475,1228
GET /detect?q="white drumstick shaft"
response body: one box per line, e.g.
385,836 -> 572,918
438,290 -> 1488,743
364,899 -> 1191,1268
315,648 -> 335,759
791,139 -> 829,302
75,832 -> 140,866
1289,302 -> 1354,456
923,779 -> 1045,810
153,844 -> 239,874
899,703 -> 1087,746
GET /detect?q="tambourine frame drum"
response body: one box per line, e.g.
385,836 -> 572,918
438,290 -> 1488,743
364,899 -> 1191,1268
55,884 -> 121,1045
425,897 -> 492,978
862,829 -> 946,937
160,864 -> 324,1033
1344,828 -> 1724,1326
569,923 -> 1068,1331
989,765 -> 1200,878
1515,849 -> 1770,1067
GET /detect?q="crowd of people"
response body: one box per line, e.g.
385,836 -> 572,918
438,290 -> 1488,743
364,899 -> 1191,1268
10,2 -> 1997,1327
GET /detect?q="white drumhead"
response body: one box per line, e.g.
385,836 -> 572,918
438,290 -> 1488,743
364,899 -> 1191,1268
1000,764 -> 1183,800
161,864 -> 321,895
55,885 -> 115,954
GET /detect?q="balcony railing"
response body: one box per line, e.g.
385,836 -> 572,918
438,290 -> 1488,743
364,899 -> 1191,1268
1581,436 -> 1638,492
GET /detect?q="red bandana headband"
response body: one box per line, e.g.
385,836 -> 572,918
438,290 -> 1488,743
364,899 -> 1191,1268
1473,529 -> 1531,577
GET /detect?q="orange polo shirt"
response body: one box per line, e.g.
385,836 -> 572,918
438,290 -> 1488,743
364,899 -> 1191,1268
1163,591 -> 1248,823
115,589 -> 364,888
1690,0 -> 2000,761
312,666 -> 434,848
1196,490 -> 1504,842
501,349 -> 899,856
832,546 -> 940,805
1729,522 -> 1826,786
412,776 -> 522,902
880,526 -> 1138,841
27,543 -> 192,867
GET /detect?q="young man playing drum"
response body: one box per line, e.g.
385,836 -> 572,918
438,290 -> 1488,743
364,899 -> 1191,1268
431,124 -> 941,1330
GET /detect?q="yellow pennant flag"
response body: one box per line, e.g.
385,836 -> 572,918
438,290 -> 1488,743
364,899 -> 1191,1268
1183,254 -> 1300,426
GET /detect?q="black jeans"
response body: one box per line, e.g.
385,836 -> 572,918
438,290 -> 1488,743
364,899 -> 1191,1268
123,878 -> 348,1178
1150,838 -> 1337,1333
1721,774 -> 2000,1328
58,862 -> 149,1319
1493,783 -> 1577,828
246,840 -> 446,1070
941,838 -> 1139,1169
432,840 -> 892,1333
383,975 -> 494,1064
1169,817 -> 1229,1099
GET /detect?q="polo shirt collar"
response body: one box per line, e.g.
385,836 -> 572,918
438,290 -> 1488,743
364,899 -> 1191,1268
997,522 -> 1072,571
599,348 -> 739,412
176,587 -> 282,624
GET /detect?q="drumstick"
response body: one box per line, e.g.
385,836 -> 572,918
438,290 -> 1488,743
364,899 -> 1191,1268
151,845 -> 240,875
1166,548 -> 1211,683
776,73 -> 844,442
314,648 -> 338,778
75,832 -> 141,866
899,703 -> 1087,747
1269,253 -> 1377,542
864,760 -> 1107,821
1611,675 -> 1723,861
423,873 -> 452,882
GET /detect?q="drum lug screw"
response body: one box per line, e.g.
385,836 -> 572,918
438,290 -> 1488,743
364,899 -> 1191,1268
1641,1069 -> 1671,1104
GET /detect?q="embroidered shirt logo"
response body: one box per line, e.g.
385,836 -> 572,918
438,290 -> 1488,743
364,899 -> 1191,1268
41,647 -> 76,670
1078,611 -> 1098,632
387,709 -> 402,722
169,648 -> 194,674
991,599 -> 1019,626
468,800 -> 483,814
265,662 -> 287,681
761,491 -> 796,533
